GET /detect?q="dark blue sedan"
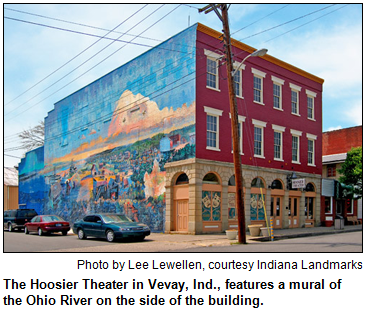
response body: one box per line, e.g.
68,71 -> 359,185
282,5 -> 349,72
73,213 -> 150,242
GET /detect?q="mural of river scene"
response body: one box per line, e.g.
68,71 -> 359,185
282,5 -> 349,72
43,125 -> 195,232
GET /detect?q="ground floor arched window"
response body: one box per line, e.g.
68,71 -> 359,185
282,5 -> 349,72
202,173 -> 222,232
250,177 -> 266,226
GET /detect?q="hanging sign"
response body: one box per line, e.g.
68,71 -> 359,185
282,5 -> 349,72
292,178 -> 306,188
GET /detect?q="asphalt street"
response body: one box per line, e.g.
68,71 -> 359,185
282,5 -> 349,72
3,228 -> 362,253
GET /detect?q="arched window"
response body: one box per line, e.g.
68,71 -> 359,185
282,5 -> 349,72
176,173 -> 189,185
305,183 -> 315,192
228,175 -> 235,186
251,177 -> 264,188
203,173 -> 220,184
270,179 -> 283,190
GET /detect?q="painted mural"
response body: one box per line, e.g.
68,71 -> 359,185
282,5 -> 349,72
18,147 -> 47,214
19,25 -> 198,232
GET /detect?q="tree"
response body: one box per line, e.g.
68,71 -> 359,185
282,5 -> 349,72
338,146 -> 362,198
18,120 -> 45,152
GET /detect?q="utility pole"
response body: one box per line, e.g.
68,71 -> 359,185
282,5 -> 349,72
200,4 -> 246,244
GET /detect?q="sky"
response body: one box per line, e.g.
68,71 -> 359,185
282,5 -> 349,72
3,3 -> 363,168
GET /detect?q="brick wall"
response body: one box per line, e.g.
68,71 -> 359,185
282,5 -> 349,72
322,126 -> 362,155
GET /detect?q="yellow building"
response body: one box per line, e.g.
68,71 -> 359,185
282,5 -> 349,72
4,167 -> 19,210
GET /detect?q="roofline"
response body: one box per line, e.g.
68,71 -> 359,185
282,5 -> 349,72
197,23 -> 324,85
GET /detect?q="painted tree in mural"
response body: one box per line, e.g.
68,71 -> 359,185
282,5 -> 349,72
18,120 -> 44,152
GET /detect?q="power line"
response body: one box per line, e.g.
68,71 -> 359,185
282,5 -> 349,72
237,3 -> 337,42
264,4 -> 350,43
4,154 -> 21,159
5,4 -> 174,121
4,5 -> 194,121
4,4 -> 347,142
4,4 -> 149,108
231,4 -> 291,35
4,6 -> 162,44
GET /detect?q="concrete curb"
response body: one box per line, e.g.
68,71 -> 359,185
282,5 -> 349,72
249,226 -> 362,242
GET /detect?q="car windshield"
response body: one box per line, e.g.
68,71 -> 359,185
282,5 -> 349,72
102,215 -> 132,223
42,216 -> 64,222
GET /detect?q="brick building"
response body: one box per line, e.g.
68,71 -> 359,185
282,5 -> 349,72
321,126 -> 362,226
19,23 -> 324,234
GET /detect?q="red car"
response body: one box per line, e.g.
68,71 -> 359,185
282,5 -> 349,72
24,215 -> 70,236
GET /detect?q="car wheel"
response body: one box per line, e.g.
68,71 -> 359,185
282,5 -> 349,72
106,230 -> 115,242
8,223 -> 13,232
38,228 -> 44,236
62,231 -> 68,236
77,228 -> 86,240
25,227 -> 29,234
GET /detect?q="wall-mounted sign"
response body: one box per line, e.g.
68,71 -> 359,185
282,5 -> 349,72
292,178 -> 306,189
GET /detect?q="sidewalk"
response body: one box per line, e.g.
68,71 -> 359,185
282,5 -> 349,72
250,224 -> 362,241
149,224 -> 362,246
64,224 -> 362,252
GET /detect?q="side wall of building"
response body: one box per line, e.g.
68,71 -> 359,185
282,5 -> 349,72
20,25 -> 198,231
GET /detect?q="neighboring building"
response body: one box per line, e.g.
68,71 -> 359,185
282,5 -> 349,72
4,167 -> 19,210
19,23 -> 324,233
321,126 -> 362,226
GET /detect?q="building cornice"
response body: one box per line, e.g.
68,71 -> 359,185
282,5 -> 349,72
197,23 -> 324,85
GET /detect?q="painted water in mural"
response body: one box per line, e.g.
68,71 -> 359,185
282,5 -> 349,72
19,25 -> 198,232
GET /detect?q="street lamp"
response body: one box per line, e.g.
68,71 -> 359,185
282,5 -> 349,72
232,49 -> 268,77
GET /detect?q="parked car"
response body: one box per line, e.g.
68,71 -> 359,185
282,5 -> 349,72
25,215 -> 70,236
73,213 -> 150,242
4,209 -> 38,231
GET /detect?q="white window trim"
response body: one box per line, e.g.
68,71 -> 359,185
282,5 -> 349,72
272,76 -> 284,111
204,106 -> 223,151
252,119 -> 267,158
252,68 -> 266,105
272,124 -> 285,161
229,113 -> 246,154
204,49 -> 222,92
290,129 -> 302,164
306,133 -> 317,167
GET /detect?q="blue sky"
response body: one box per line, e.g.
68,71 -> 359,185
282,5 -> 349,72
3,3 -> 362,168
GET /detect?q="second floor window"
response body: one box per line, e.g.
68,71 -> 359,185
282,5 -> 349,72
274,131 -> 282,160
254,126 -> 263,156
207,114 -> 218,148
292,135 -> 299,163
308,139 -> 314,165
204,106 -> 222,151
